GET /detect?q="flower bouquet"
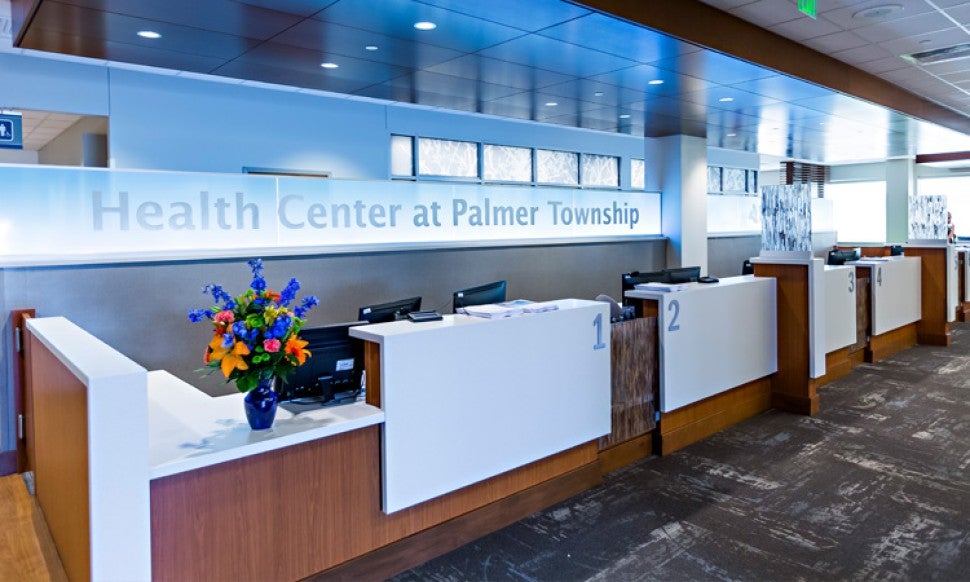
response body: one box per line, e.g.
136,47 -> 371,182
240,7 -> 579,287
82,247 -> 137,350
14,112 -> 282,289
188,259 -> 319,428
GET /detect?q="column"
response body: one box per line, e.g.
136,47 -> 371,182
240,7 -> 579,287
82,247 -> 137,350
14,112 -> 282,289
886,157 -> 915,243
655,135 -> 708,272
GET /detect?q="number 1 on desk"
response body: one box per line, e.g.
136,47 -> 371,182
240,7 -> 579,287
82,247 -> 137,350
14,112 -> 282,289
592,313 -> 606,350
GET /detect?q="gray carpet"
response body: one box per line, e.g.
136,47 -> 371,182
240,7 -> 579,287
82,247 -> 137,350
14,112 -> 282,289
393,324 -> 970,581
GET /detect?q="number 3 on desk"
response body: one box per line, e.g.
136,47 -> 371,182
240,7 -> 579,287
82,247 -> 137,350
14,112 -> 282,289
592,312 -> 607,350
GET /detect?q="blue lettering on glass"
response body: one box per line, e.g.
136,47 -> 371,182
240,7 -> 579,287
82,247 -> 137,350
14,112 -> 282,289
667,300 -> 681,332
592,313 -> 606,350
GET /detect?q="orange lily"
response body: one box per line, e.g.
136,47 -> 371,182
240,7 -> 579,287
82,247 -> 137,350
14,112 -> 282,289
208,335 -> 250,378
285,336 -> 311,366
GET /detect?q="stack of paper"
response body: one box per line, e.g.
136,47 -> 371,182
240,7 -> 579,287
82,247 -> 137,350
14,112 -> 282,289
460,303 -> 525,318
634,282 -> 692,292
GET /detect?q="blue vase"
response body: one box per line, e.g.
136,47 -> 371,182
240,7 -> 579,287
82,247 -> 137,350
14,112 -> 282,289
244,377 -> 278,430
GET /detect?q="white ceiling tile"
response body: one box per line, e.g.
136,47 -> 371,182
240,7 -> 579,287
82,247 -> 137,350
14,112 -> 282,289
933,0 -> 970,9
941,3 -> 970,24
939,69 -> 970,83
768,15 -> 842,41
920,56 -> 970,75
853,12 -> 957,43
856,55 -> 912,73
830,43 -> 895,64
820,0 -> 935,30
731,0 -> 806,27
879,28 -> 970,58
880,67 -> 940,85
802,30 -> 869,52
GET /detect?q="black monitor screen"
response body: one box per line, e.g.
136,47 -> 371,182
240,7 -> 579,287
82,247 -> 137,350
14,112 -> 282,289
453,280 -> 507,312
827,249 -> 858,266
890,245 -> 904,256
358,296 -> 421,324
665,266 -> 700,284
277,321 -> 365,403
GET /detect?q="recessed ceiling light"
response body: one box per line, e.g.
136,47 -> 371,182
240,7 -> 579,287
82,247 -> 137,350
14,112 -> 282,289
718,97 -> 734,102
365,45 -> 379,51
320,62 -> 339,69
137,30 -> 161,39
594,91 -> 605,97
852,4 -> 903,20
544,102 -> 559,107
648,79 -> 664,85
727,133 -> 736,137
414,21 -> 437,30
619,114 -> 631,119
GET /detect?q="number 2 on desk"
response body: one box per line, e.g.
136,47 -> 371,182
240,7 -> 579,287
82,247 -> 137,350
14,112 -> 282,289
667,300 -> 681,332
592,313 -> 606,350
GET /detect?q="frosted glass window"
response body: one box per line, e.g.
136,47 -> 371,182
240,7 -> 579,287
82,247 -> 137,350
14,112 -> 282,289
631,159 -> 645,190
417,138 -> 478,178
483,144 -> 532,182
582,154 -> 619,188
723,167 -> 746,192
390,135 -> 413,177
826,181 -> 886,243
921,176 -> 970,237
536,149 -> 579,185
707,166 -> 722,193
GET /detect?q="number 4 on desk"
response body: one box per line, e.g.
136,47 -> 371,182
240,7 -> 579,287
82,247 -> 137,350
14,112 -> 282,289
592,313 -> 606,350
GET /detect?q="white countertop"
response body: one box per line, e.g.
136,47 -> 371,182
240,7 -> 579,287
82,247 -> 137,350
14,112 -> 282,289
625,274 -> 761,300
350,298 -> 598,343
148,370 -> 384,479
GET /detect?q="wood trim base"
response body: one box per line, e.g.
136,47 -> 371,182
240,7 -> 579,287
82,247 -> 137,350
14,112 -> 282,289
812,347 -> 853,390
918,326 -> 952,347
311,461 -> 602,581
598,434 -> 653,475
958,302 -> 970,323
771,391 -> 819,416
867,323 -> 918,363
656,376 -> 772,456
0,451 -> 16,476
848,348 -> 866,366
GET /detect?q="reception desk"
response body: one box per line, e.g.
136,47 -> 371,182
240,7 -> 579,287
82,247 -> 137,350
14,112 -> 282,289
851,256 -> 922,362
22,300 -> 611,581
626,276 -> 777,454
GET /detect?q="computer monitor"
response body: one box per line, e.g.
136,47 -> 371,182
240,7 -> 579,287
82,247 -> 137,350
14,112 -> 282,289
827,249 -> 858,266
453,280 -> 507,312
742,259 -> 755,275
889,245 -> 904,256
277,321 -> 365,404
621,270 -> 668,294
665,266 -> 701,284
358,296 -> 422,324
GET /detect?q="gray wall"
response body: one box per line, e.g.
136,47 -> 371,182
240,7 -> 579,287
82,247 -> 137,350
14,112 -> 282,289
38,116 -> 108,167
1,240 -> 665,417
707,235 -> 760,277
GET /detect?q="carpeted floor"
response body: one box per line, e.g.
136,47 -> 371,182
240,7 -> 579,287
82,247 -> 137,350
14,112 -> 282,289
394,325 -> 970,581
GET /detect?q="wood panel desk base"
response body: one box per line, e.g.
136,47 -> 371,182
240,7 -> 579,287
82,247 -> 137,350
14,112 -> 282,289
867,323 -> 918,363
655,376 -> 772,456
905,246 -> 952,347
918,324 -> 952,347
957,303 -> 970,323
813,347 -> 853,389
151,428 -> 598,581
598,434 -> 653,475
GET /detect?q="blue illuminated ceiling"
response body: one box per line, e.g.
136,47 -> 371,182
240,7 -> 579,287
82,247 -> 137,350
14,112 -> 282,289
12,0 -> 970,163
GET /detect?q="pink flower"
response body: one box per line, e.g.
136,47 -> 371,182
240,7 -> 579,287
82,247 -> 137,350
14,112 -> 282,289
263,338 -> 281,353
213,310 -> 235,324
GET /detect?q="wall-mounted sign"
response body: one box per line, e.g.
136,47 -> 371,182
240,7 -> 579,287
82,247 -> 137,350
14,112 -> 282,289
0,166 -> 662,266
0,113 -> 23,150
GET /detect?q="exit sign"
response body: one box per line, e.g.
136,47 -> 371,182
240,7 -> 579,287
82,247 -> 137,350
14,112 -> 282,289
798,0 -> 817,19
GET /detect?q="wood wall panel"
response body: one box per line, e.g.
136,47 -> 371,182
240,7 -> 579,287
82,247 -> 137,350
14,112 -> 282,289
599,317 -> 657,450
849,274 -> 871,355
752,263 -> 817,415
10,309 -> 35,475
26,333 -> 90,582
150,427 -> 597,581
905,247 -> 951,346
656,376 -> 772,456
867,323 -> 918,363
813,347 -> 853,389
363,341 -> 381,407
598,435 -> 652,475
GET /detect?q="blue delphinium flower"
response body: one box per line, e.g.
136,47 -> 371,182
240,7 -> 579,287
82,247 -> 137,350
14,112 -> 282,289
187,308 -> 209,323
232,321 -> 247,337
203,284 -> 232,304
221,333 -> 234,348
279,278 -> 300,306
294,295 -> 319,318
248,259 -> 267,292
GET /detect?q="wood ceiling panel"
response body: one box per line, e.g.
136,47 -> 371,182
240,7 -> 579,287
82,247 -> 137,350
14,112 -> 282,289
587,66 -> 710,99
477,34 -> 638,77
537,12 -> 695,65
423,54 -> 572,91
273,20 -> 463,69
313,0 -> 526,53
56,0 -> 304,39
416,0 -> 591,32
